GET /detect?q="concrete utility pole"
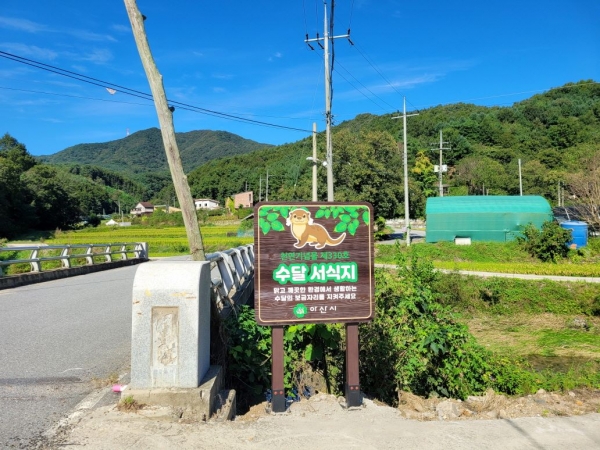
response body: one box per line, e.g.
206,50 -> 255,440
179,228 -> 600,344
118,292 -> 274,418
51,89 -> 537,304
431,130 -> 450,197
124,0 -> 205,260
518,158 -> 523,196
312,123 -> 318,201
392,98 -> 418,246
305,2 -> 350,202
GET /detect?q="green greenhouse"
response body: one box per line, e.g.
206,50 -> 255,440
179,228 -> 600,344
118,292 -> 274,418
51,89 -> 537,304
425,196 -> 553,243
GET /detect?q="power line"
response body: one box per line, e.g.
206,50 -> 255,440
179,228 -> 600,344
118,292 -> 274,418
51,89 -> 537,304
0,50 -> 313,134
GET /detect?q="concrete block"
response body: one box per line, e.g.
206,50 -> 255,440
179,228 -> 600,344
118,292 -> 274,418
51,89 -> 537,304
124,365 -> 230,421
131,261 -> 211,389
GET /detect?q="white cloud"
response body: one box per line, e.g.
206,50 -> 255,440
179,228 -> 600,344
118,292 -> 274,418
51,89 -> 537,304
67,29 -> 117,43
0,42 -> 57,60
0,16 -> 47,33
111,24 -> 131,33
212,73 -> 233,80
268,52 -> 283,62
78,49 -> 113,64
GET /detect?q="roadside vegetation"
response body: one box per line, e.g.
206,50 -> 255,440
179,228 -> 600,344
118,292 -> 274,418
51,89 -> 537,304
376,236 -> 600,277
223,244 -> 600,411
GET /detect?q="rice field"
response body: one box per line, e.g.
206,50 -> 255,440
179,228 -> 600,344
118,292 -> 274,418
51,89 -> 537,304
47,224 -> 253,257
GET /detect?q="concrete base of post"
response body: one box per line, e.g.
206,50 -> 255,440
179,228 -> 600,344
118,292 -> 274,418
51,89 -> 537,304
124,365 -> 236,421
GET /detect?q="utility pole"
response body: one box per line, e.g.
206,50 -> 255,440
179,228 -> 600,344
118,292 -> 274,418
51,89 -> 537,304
305,1 -> 350,202
266,170 -> 269,202
124,0 -> 205,260
518,159 -> 523,196
431,130 -> 450,197
392,98 -> 418,246
312,123 -> 318,201
259,176 -> 262,202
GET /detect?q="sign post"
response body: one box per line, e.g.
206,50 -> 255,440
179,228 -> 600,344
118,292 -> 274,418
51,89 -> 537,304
254,202 -> 374,411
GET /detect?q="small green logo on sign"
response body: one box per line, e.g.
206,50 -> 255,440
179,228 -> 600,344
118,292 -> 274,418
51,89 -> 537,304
293,303 -> 308,319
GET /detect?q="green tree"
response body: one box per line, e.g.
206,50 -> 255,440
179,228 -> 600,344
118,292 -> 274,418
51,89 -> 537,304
411,151 -> 437,198
22,165 -> 81,230
332,129 -> 403,218
0,134 -> 37,237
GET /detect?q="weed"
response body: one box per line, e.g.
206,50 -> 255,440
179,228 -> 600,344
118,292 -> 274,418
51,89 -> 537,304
117,395 -> 144,412
91,372 -> 120,389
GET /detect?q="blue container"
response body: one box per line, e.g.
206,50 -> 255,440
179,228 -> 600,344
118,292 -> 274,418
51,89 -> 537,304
560,221 -> 588,248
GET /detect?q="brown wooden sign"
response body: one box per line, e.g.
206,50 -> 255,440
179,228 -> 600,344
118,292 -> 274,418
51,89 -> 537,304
254,202 -> 374,325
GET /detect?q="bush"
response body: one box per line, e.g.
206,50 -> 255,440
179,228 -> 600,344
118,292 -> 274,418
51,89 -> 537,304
223,306 -> 344,411
360,246 -> 533,403
87,214 -> 101,227
517,221 -> 571,262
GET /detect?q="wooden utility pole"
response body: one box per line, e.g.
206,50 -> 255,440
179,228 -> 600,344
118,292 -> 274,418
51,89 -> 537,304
124,0 -> 205,260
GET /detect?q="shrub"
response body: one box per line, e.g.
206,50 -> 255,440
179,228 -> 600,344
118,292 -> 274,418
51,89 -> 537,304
87,214 -> 101,227
360,247 -> 533,403
517,221 -> 571,262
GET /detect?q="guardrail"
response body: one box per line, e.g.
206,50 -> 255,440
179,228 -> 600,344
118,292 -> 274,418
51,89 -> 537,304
0,243 -> 148,276
206,244 -> 255,316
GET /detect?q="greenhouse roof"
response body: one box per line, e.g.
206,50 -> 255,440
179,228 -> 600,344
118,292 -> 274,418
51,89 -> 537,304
426,196 -> 552,215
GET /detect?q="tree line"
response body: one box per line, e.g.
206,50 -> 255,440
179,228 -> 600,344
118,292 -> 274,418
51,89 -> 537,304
2,80 -> 599,238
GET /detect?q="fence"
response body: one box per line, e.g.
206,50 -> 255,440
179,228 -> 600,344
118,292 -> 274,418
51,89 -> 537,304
0,243 -> 148,276
206,244 -> 255,316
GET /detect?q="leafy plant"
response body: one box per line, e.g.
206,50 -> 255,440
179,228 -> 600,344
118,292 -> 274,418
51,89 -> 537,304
517,221 -> 572,262
360,246 -> 533,404
223,306 -> 345,410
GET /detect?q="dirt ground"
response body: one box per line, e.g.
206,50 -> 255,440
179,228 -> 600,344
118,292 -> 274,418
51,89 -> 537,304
50,390 -> 600,450
240,388 -> 600,422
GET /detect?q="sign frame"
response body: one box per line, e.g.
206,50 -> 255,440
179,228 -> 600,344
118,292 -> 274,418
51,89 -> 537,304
253,201 -> 375,326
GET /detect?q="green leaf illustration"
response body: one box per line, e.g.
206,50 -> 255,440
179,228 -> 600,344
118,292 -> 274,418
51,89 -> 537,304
259,208 -> 269,217
325,209 -> 331,219
267,212 -> 279,222
348,219 -> 360,235
334,221 -> 348,233
340,214 -> 352,223
350,210 -> 359,219
260,220 -> 271,235
362,210 -> 370,225
280,207 -> 290,219
271,220 -> 285,231
315,209 -> 325,218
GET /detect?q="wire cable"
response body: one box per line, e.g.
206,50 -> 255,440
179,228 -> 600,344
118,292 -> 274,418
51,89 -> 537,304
0,50 -> 313,134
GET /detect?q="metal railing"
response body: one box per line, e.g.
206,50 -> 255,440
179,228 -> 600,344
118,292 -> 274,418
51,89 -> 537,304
0,243 -> 148,276
206,244 -> 255,316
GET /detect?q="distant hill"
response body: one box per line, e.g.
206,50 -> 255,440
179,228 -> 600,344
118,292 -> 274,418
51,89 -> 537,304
41,128 -> 271,176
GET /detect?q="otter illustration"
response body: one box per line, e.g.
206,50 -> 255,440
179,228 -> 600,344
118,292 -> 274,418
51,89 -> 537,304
285,209 -> 346,249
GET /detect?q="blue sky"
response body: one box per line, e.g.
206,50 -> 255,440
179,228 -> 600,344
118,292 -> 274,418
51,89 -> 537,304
1,0 -> 598,156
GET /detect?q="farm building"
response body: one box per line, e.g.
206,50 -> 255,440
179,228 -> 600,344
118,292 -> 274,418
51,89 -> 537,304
425,196 -> 553,243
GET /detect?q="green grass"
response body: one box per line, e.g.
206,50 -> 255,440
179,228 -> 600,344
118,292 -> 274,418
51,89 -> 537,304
376,239 -> 600,277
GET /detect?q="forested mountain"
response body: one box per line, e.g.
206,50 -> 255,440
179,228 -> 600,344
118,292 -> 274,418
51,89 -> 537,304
180,80 -> 600,221
41,128 -> 271,176
2,80 -> 599,238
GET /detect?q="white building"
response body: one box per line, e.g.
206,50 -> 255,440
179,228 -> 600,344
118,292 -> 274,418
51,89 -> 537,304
194,199 -> 220,210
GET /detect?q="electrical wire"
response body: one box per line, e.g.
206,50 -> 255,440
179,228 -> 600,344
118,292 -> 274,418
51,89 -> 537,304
0,50 -> 313,134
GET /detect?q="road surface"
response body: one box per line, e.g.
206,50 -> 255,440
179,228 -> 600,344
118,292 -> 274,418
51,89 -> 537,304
0,265 -> 138,448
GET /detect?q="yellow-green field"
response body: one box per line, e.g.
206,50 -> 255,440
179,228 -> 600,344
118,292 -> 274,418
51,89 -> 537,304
48,224 -> 253,257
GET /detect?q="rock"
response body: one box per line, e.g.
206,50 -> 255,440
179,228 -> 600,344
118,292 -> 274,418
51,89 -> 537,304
436,400 -> 462,420
570,317 -> 589,330
536,389 -> 546,395
568,391 -> 576,397
398,391 -> 426,413
498,409 -> 510,419
485,410 -> 499,419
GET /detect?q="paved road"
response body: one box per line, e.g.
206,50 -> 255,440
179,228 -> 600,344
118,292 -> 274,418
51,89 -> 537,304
0,265 -> 139,449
